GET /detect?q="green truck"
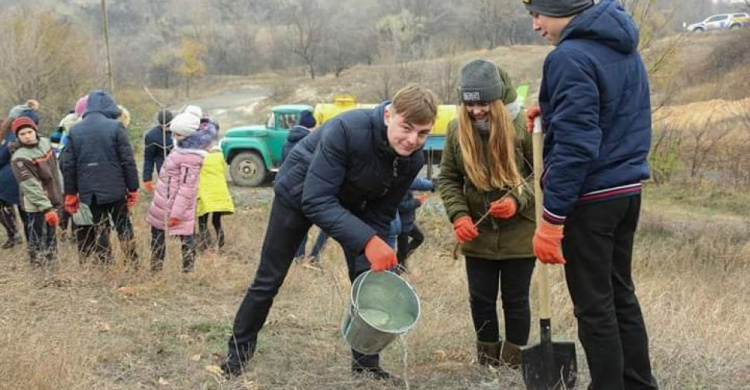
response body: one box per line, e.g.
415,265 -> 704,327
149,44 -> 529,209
220,104 -> 311,187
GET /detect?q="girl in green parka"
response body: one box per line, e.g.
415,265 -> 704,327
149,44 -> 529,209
438,59 -> 535,367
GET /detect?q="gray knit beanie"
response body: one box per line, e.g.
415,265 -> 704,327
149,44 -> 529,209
523,0 -> 594,17
458,59 -> 504,104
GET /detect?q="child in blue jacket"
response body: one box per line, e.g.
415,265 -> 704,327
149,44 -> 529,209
396,177 -> 434,272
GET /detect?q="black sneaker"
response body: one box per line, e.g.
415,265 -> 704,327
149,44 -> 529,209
220,357 -> 246,378
352,366 -> 401,384
1,234 -> 21,250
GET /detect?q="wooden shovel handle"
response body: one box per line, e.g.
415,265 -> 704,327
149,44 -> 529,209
532,117 -> 552,320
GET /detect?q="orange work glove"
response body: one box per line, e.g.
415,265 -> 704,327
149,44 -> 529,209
364,236 -> 397,272
526,106 -> 541,134
44,210 -> 60,227
142,181 -> 154,193
489,197 -> 517,219
533,220 -> 566,264
64,195 -> 79,214
168,217 -> 180,228
126,190 -> 139,209
417,194 -> 429,205
453,216 -> 478,244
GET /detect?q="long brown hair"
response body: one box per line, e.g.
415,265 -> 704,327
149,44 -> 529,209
457,100 -> 522,192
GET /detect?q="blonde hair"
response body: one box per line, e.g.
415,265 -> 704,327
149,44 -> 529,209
391,85 -> 439,125
457,100 -> 522,191
118,105 -> 131,128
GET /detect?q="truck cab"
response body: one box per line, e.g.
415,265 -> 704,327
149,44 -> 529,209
220,104 -> 312,187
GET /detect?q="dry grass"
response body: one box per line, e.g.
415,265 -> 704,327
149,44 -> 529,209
0,185 -> 748,390
654,97 -> 750,131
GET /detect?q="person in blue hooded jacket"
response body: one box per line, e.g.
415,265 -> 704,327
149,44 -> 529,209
222,85 -> 438,382
142,110 -> 174,192
62,90 -> 140,266
1,123 -> 24,249
395,177 -> 434,272
524,0 -> 657,389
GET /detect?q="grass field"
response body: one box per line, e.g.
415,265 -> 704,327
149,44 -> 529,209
0,182 -> 747,390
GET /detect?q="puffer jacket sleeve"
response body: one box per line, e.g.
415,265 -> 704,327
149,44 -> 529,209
62,132 -> 78,195
398,194 -> 420,214
114,124 -> 139,191
542,49 -> 601,223
301,119 -> 377,254
0,139 -> 11,167
142,131 -> 157,182
409,177 -> 434,192
438,120 -> 470,223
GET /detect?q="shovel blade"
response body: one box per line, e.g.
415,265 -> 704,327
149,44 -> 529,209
520,341 -> 577,390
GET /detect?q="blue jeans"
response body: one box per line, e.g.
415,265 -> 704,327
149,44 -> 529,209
386,213 -> 401,248
25,211 -> 57,265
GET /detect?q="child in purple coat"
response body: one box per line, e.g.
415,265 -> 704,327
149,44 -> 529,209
145,106 -> 215,272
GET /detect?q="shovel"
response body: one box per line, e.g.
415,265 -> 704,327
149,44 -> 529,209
519,117 -> 577,389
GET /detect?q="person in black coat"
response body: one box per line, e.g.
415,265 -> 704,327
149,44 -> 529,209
280,110 -> 329,264
62,90 -> 140,266
280,109 -> 314,163
222,85 -> 439,381
142,110 -> 174,192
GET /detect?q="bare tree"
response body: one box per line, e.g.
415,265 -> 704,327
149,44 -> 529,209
279,0 -> 327,79
0,9 -> 96,122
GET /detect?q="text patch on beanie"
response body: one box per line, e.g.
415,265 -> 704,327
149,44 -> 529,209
462,92 -> 481,102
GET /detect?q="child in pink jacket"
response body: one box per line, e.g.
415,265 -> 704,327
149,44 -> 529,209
145,106 -> 215,272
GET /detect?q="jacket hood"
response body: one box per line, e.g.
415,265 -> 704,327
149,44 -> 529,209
497,67 -> 517,105
177,119 -> 217,150
496,67 -> 522,120
287,125 -> 311,143
83,90 -> 121,119
559,0 -> 639,55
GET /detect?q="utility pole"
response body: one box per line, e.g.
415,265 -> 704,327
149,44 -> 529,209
101,0 -> 115,94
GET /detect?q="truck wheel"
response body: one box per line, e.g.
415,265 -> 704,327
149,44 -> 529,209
729,24 -> 740,29
693,27 -> 704,32
230,152 -> 267,187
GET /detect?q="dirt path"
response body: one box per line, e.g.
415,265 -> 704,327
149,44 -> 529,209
172,84 -> 271,128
